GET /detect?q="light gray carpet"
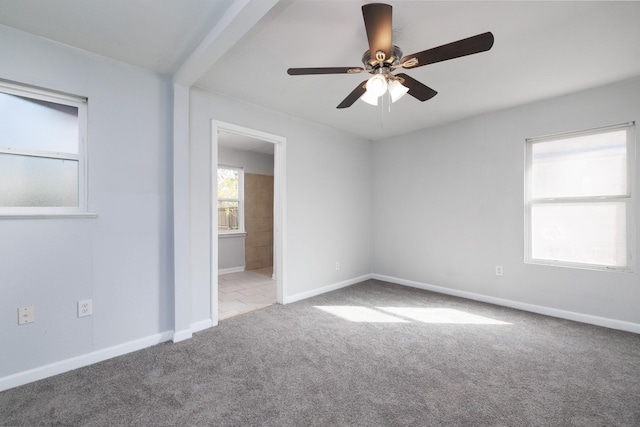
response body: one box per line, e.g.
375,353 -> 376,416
2,279 -> 640,426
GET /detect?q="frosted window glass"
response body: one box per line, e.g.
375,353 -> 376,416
531,203 -> 626,267
0,92 -> 79,153
0,153 -> 78,207
531,130 -> 627,198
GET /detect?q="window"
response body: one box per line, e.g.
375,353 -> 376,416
0,80 -> 88,216
217,166 -> 244,233
525,122 -> 635,271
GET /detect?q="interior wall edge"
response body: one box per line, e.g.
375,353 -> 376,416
0,330 -> 174,393
190,318 -> 214,334
283,274 -> 374,305
372,274 -> 640,335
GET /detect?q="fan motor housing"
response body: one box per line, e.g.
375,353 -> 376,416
362,45 -> 403,71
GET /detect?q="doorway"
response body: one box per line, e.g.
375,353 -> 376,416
211,121 -> 286,324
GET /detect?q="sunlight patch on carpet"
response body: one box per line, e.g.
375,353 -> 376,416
314,306 -> 511,324
377,307 -> 512,325
314,306 -> 409,323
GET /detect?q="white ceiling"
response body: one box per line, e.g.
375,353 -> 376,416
0,0 -> 234,75
1,1 -> 639,141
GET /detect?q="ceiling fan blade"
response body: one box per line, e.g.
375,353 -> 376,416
337,80 -> 368,109
401,32 -> 494,69
395,73 -> 437,102
287,67 -> 364,75
362,3 -> 393,62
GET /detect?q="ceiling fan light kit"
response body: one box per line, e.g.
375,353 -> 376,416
365,73 -> 388,97
388,79 -> 409,103
360,87 -> 380,106
287,2 -> 494,109
360,74 -> 409,105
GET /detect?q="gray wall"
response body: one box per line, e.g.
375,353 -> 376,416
217,235 -> 246,271
372,77 -> 640,325
2,18 -> 638,392
218,145 -> 274,176
189,87 -> 373,325
0,25 -> 173,380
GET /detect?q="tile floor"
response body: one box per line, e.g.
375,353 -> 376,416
218,267 -> 276,320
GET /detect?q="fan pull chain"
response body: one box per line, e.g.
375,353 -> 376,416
380,92 -> 385,128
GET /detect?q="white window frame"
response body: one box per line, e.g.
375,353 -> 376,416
217,165 -> 245,235
0,80 -> 92,218
525,122 -> 636,272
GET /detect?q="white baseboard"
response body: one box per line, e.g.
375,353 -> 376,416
191,318 -> 213,333
6,273 -> 635,393
172,328 -> 192,343
284,274 -> 373,304
372,274 -> 640,335
0,330 -> 174,392
218,266 -> 245,275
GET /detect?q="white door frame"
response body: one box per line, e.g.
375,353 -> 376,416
210,120 -> 287,324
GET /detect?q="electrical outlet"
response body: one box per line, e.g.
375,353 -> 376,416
335,261 -> 341,271
495,266 -> 504,276
18,305 -> 35,325
78,299 -> 92,317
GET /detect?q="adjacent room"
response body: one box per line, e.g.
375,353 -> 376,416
217,131 -> 277,319
1,1 -> 639,425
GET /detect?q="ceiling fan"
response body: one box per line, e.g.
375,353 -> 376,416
287,3 -> 494,109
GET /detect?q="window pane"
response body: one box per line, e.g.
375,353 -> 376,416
0,92 -> 79,153
531,130 -> 627,198
531,202 -> 626,267
0,153 -> 79,207
218,201 -> 239,230
217,168 -> 238,199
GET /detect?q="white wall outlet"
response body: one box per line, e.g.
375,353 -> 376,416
495,266 -> 504,276
335,261 -> 341,271
78,299 -> 93,317
18,305 -> 35,325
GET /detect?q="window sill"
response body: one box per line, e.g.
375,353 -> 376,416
525,259 -> 633,273
0,212 -> 98,219
218,232 -> 247,239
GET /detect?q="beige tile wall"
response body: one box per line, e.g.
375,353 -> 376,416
244,173 -> 273,270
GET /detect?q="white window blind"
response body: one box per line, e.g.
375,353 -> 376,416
525,122 -> 635,271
